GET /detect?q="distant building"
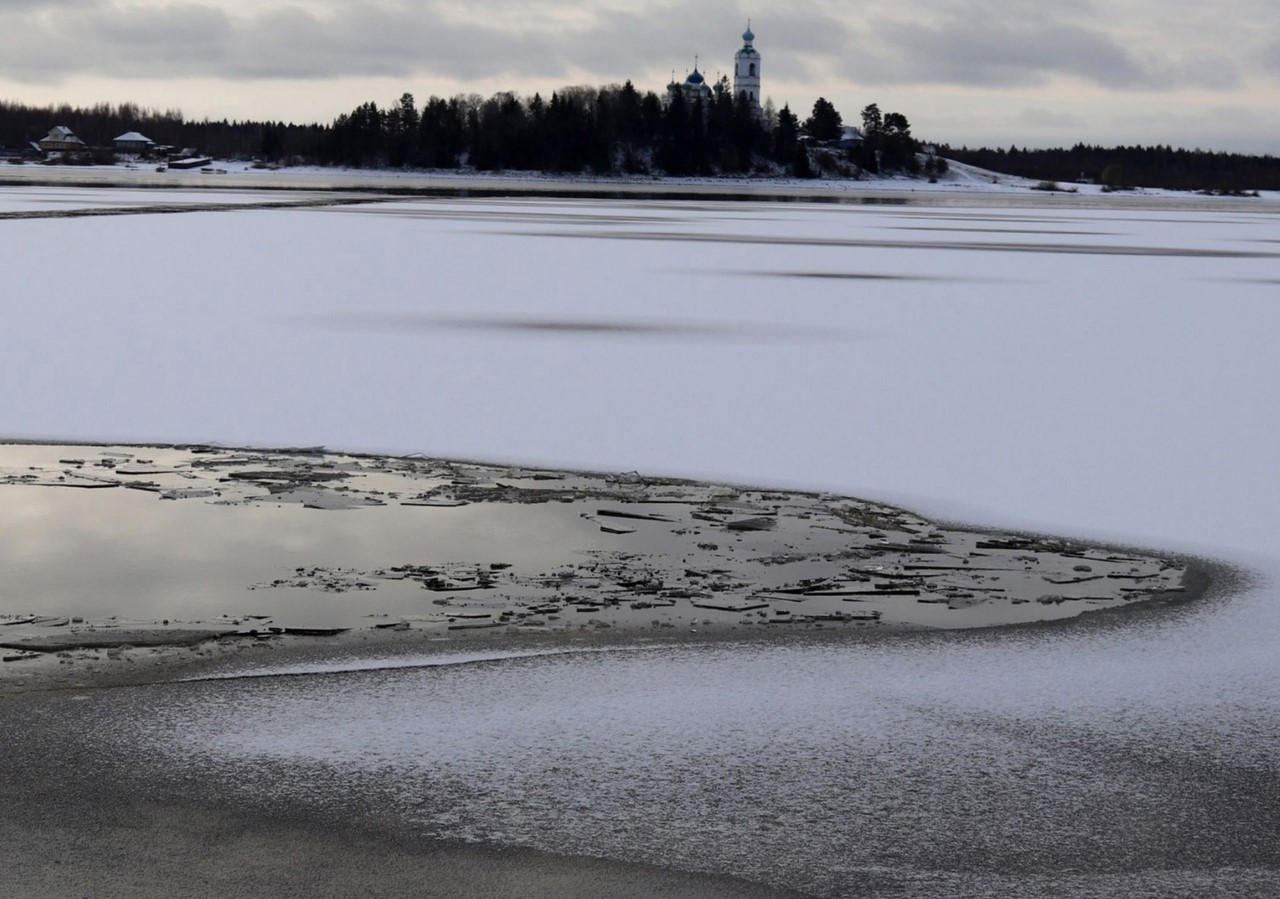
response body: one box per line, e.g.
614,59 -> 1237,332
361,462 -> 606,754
668,24 -> 763,115
38,126 -> 86,153
668,60 -> 714,106
836,127 -> 864,150
113,131 -> 156,155
732,24 -> 762,113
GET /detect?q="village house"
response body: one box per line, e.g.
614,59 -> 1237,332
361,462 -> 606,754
37,126 -> 86,154
113,131 -> 156,155
836,126 -> 864,150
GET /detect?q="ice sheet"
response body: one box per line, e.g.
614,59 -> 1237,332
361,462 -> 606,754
2,194 -> 1277,559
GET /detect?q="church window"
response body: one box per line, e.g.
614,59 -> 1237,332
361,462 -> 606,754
749,63 -> 756,77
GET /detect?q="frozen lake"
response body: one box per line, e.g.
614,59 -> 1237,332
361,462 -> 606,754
3,191 -> 1277,557
4,188 -> 1279,896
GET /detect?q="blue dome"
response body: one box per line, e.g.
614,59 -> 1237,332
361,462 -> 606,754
743,27 -> 755,43
687,68 -> 704,85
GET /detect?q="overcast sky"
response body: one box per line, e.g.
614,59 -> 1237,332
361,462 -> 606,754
1,0 -> 1276,152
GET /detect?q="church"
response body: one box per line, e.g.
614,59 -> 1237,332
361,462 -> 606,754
668,25 -> 762,114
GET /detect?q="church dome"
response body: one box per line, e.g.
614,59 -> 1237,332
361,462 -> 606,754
743,25 -> 754,43
687,68 -> 705,85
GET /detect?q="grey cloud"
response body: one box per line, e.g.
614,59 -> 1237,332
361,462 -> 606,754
563,6 -> 853,84
836,7 -> 1253,91
0,0 -> 94,8
1013,107 -> 1085,129
0,2 -> 576,82
0,0 -> 851,88
65,4 -> 236,74
231,7 -> 564,81
0,0 -> 1265,98
1151,56 -> 1242,90
867,18 -> 1149,88
1265,36 -> 1280,72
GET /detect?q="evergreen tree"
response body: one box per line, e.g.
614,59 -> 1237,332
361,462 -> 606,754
387,93 -> 418,167
658,86 -> 690,174
259,123 -> 284,162
616,80 -> 642,143
772,104 -> 798,163
708,90 -> 737,170
804,98 -> 842,142
878,110 -> 918,172
861,103 -> 883,138
792,142 -> 815,178
731,91 -> 764,171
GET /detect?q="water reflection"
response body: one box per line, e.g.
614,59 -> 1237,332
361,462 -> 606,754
0,481 -> 605,626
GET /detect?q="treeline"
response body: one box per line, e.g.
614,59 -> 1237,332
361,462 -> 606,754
0,100 -> 325,160
6,96 -> 1278,189
327,83 -> 777,175
321,85 -> 922,178
942,143 -> 1280,192
1,89 -> 927,179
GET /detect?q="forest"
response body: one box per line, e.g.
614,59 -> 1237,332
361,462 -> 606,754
302,84 -> 919,178
943,143 -> 1280,193
0,88 -> 919,180
0,100 -> 323,162
4,92 -> 1277,191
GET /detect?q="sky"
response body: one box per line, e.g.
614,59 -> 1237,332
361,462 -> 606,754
0,0 -> 1276,153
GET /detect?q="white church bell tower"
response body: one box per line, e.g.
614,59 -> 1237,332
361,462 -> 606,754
733,23 -> 761,112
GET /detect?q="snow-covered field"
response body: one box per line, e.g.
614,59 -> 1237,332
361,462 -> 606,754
5,186 -> 1280,896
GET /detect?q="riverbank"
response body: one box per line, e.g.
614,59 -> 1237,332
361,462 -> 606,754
0,441 -> 1221,699
3,158 -> 1279,209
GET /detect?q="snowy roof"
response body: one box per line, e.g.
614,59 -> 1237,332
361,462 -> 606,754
114,132 -> 154,143
40,126 -> 85,145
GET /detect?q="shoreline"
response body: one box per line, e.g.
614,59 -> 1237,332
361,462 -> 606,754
0,555 -> 1232,701
0,440 -> 1243,699
3,162 -> 1279,211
